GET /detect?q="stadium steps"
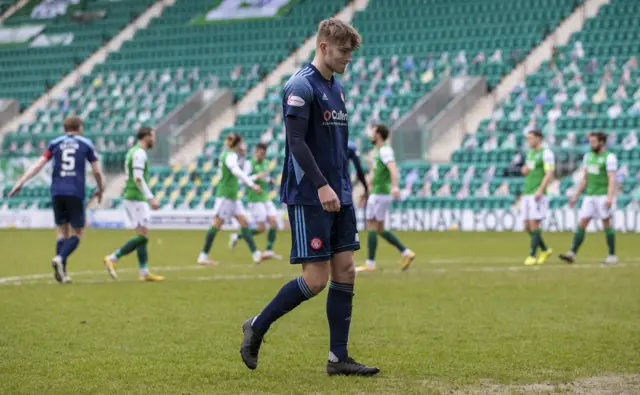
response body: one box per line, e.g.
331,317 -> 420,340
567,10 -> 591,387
0,0 -> 173,136
0,0 -> 26,23
427,0 -> 611,162
96,0 -> 369,208
159,0 -> 369,167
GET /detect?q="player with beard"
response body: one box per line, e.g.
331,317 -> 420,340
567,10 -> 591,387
560,132 -> 618,265
104,127 -> 164,281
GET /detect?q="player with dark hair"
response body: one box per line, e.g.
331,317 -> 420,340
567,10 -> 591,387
9,115 -> 104,283
521,129 -> 555,266
239,18 -> 380,376
560,132 -> 618,265
229,142 -> 282,259
356,124 -> 415,272
198,133 -> 263,265
104,127 -> 164,281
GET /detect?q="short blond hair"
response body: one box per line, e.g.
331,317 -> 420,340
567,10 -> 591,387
63,115 -> 83,133
316,18 -> 361,51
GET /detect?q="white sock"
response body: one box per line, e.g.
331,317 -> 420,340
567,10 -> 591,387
139,268 -> 149,276
108,253 -> 118,262
198,252 -> 208,261
401,249 -> 412,257
366,259 -> 376,268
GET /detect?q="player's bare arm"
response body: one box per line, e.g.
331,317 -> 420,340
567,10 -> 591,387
285,114 -> 340,212
570,168 -> 587,208
8,155 -> 49,197
90,160 -> 105,203
132,151 -> 158,210
606,170 -> 616,208
521,164 -> 530,176
535,150 -> 555,200
387,160 -> 401,200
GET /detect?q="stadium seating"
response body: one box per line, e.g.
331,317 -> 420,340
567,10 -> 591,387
1,0 -> 157,109
422,0 -> 640,210
134,0 -> 580,210
1,0 -> 349,209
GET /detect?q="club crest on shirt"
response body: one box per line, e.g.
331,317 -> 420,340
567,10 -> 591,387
287,94 -> 305,107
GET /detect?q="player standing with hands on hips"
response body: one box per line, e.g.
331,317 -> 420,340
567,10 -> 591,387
240,18 -> 380,376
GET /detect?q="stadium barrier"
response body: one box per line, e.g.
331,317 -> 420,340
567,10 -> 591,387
1,208 -> 639,232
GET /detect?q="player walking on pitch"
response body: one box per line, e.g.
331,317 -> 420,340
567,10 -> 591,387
198,133 -> 263,266
240,18 -> 379,376
9,116 -> 104,283
520,129 -> 555,266
560,132 -> 618,265
104,127 -> 164,281
356,124 -> 415,272
229,143 -> 282,260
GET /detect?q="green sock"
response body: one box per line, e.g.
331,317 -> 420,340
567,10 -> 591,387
241,227 -> 257,253
266,228 -> 277,251
202,227 -> 218,254
380,230 -> 407,253
137,241 -> 148,272
367,231 -> 377,261
570,227 -> 586,254
237,229 -> 258,241
115,235 -> 147,258
538,232 -> 547,251
604,227 -> 615,255
529,229 -> 541,257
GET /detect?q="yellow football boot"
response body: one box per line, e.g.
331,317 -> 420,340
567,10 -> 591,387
140,273 -> 165,281
401,251 -> 416,271
104,256 -> 118,279
537,249 -> 553,265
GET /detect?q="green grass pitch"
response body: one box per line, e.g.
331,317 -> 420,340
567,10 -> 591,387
1,229 -> 639,394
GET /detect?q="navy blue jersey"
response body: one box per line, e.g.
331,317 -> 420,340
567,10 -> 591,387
43,134 -> 98,200
280,64 -> 352,206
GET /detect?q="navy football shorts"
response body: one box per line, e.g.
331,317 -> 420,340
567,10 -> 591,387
287,204 -> 360,264
52,195 -> 85,229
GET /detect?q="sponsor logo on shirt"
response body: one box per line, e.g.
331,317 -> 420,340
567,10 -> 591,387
323,109 -> 348,122
287,94 -> 305,107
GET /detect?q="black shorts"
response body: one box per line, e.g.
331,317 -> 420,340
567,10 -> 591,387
52,195 -> 85,229
287,204 -> 360,264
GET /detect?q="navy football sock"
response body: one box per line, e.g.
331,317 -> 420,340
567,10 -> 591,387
59,236 -> 80,268
327,281 -> 354,361
251,277 -> 316,336
56,238 -> 65,256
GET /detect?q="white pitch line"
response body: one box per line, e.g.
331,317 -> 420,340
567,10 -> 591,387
0,260 -> 637,287
2,256 -> 638,285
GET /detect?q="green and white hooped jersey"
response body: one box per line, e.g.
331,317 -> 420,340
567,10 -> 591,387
583,151 -> 617,196
123,145 -> 149,202
215,149 -> 240,200
523,148 -> 555,195
371,145 -> 395,195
